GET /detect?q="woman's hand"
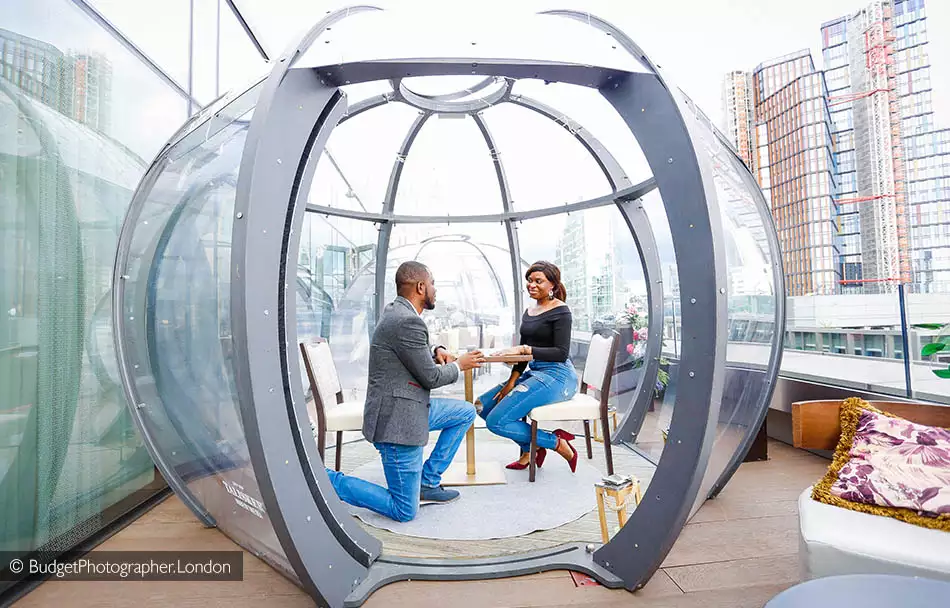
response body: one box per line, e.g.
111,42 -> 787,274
493,346 -> 529,357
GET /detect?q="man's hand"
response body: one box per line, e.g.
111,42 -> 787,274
457,350 -> 485,372
434,347 -> 457,365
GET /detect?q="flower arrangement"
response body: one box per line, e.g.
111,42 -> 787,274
619,300 -> 670,398
620,301 -> 648,329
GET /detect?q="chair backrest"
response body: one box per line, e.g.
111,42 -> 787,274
583,332 -> 617,391
300,339 -> 342,409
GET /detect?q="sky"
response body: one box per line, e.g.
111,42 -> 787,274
6,0 -> 946,303
213,0 -> 950,131
11,0 -> 943,158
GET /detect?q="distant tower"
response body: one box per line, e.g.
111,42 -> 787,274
722,70 -> 757,173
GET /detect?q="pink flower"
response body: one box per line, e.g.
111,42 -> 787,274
626,343 -> 635,355
635,328 -> 649,341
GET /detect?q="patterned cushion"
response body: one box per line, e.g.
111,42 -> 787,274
812,397 -> 950,531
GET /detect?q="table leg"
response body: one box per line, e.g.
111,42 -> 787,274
465,425 -> 476,476
465,369 -> 475,475
441,367 -> 505,486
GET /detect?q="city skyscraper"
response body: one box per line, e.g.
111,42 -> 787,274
822,0 -> 950,293
0,29 -> 113,137
751,50 -> 840,296
821,1 -> 911,293
726,0 -> 950,295
722,70 -> 757,172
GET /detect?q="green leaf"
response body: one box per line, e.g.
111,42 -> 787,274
922,343 -> 947,356
913,323 -> 946,330
933,369 -> 950,379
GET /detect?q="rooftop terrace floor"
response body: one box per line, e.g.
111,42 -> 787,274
15,439 -> 829,607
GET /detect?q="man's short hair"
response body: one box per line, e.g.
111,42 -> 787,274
395,261 -> 430,296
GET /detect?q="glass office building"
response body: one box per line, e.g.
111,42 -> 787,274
753,51 -> 840,296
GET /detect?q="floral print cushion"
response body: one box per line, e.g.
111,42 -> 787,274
812,397 -> 950,532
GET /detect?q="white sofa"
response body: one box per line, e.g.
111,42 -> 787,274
798,486 -> 950,582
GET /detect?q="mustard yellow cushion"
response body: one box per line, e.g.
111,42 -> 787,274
811,397 -> 950,532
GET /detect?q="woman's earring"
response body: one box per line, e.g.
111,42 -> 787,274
548,290 -> 555,300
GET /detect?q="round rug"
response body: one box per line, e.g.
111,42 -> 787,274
344,436 -> 604,540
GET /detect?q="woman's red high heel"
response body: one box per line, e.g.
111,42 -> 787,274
506,447 -> 547,470
535,447 -> 547,469
505,458 -> 528,470
554,433 -> 578,473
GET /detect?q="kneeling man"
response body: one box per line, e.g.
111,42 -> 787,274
327,261 -> 483,521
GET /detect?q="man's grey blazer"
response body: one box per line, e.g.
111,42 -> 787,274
362,296 -> 461,446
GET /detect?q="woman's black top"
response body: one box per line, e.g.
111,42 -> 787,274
515,305 -> 572,372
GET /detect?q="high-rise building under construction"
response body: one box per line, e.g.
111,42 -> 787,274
822,0 -> 950,293
725,0 -> 950,295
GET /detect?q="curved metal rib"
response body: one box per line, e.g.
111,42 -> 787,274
373,111 -> 432,321
472,112 -> 523,332
340,92 -> 394,123
306,176 -> 655,223
507,94 -> 664,446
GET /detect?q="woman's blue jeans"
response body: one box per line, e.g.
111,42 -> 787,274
477,360 -> 578,452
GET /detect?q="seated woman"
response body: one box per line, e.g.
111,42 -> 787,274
476,261 -> 579,472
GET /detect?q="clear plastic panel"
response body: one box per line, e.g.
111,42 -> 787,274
392,115 -> 505,216
479,102 -> 612,211
118,89 -> 295,576
296,5 -> 651,74
626,189 -> 678,464
683,100 -> 780,505
298,213 -> 379,401
510,80 -> 653,189
318,99 -> 420,213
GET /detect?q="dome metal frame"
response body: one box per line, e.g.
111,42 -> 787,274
111,6 -> 786,607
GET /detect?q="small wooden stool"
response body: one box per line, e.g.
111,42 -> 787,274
592,409 -> 619,443
594,476 -> 642,543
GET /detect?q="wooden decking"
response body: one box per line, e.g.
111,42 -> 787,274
15,439 -> 828,607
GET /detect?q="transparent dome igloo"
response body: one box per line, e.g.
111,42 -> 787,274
112,6 -> 784,607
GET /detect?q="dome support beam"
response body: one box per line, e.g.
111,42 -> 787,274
305,175 -> 656,223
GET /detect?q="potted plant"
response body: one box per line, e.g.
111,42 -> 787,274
914,322 -> 950,378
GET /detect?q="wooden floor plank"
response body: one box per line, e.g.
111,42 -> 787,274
664,554 -> 801,592
661,515 -> 800,568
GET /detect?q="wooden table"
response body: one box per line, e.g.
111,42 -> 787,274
441,354 -> 532,486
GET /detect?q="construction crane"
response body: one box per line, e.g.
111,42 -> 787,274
829,3 -> 911,290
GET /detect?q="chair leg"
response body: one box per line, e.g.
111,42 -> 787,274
529,421 -> 538,482
317,425 -> 326,463
583,420 -> 594,459
601,412 -> 615,476
335,431 -> 343,471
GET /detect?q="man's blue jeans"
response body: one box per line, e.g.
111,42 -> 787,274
477,361 -> 578,452
326,397 -> 475,522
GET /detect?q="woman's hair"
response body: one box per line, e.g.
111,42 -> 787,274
525,260 -> 567,302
